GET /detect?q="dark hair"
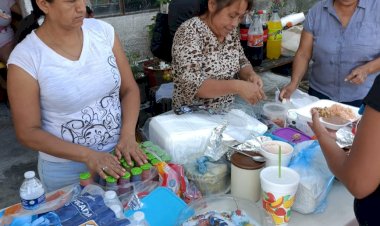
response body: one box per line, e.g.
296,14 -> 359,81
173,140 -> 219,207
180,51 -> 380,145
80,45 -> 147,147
199,0 -> 253,15
15,0 -> 51,43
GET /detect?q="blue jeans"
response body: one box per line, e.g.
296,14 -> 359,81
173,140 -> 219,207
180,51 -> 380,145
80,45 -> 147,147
38,156 -> 88,192
308,87 -> 362,107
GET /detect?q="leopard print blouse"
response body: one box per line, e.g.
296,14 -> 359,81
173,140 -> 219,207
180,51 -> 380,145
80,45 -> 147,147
172,17 -> 251,111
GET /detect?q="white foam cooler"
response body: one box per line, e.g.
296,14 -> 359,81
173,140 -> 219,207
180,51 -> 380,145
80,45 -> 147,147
148,110 -> 268,164
149,112 -> 224,164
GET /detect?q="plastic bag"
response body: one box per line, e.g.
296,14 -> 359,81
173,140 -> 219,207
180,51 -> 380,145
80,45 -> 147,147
288,140 -> 334,214
0,184 -> 81,226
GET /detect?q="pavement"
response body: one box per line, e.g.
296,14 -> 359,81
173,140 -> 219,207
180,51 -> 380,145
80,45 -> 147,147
0,102 -> 38,209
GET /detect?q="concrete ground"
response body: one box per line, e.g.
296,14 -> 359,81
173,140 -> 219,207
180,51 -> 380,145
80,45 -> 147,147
0,102 -> 38,209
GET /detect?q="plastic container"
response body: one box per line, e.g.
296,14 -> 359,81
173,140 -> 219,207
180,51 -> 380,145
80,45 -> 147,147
263,102 -> 288,127
132,211 -> 150,226
231,152 -> 265,202
19,171 -> 46,210
106,176 -> 118,192
260,140 -> 294,167
131,167 -> 143,182
267,9 -> 282,59
272,127 -> 312,145
104,190 -> 124,219
184,161 -> 230,195
141,163 -> 153,181
79,172 -> 92,189
124,187 -> 188,226
177,195 -> 263,225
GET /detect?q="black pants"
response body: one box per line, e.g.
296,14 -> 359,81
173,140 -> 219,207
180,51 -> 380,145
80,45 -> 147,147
354,186 -> 380,226
308,87 -> 362,107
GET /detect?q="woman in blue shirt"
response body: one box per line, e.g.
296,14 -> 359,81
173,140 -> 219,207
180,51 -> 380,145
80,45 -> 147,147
280,0 -> 380,107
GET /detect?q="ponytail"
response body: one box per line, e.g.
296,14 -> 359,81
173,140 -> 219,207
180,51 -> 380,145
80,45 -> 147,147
14,0 -> 47,43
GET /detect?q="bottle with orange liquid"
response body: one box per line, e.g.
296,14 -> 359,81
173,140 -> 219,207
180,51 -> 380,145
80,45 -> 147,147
266,9 -> 282,59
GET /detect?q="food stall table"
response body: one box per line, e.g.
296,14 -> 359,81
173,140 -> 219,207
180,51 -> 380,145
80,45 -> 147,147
281,180 -> 357,226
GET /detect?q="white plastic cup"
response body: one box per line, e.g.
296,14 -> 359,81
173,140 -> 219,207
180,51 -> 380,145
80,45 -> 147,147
260,140 -> 294,167
260,166 -> 300,226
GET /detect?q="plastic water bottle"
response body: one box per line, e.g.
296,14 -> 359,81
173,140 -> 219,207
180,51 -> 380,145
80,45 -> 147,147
104,190 -> 124,219
132,211 -> 150,226
20,171 -> 46,210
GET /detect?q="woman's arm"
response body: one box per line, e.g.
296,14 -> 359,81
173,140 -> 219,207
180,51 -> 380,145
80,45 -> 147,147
310,107 -> 380,199
7,65 -> 125,179
280,30 -> 313,99
345,57 -> 380,84
112,33 -> 147,166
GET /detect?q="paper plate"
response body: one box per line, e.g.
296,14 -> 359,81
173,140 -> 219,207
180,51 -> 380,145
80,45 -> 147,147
294,100 -> 360,130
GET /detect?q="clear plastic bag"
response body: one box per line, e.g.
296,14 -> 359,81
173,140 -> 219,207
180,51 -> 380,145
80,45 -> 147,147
288,140 -> 334,214
0,184 -> 81,226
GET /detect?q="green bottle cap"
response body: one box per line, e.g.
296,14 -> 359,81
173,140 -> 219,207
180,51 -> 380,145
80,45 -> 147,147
142,141 -> 154,147
131,167 -> 143,176
141,163 -> 152,171
106,176 -> 117,183
151,159 -> 160,165
122,171 -> 131,179
151,146 -> 160,152
146,153 -> 155,160
79,172 -> 91,180
122,161 -> 134,169
161,155 -> 171,162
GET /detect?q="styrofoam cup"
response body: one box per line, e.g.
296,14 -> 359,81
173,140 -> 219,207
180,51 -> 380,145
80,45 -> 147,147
260,140 -> 294,167
260,166 -> 300,226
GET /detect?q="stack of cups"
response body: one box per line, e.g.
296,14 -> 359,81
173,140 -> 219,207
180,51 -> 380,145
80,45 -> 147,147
260,166 -> 300,226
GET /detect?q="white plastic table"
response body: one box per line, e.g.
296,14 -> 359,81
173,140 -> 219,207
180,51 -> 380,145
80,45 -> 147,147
290,181 -> 358,226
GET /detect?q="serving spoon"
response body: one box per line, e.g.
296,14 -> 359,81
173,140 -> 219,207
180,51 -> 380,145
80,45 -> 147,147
234,150 -> 266,163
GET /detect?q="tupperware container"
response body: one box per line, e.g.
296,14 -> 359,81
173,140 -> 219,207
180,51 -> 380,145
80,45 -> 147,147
272,127 -> 312,145
262,102 -> 288,127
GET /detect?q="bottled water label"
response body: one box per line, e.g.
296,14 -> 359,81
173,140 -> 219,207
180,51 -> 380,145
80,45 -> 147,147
21,193 -> 46,210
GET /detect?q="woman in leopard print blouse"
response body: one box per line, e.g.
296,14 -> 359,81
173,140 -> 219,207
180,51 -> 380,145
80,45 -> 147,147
172,0 -> 265,112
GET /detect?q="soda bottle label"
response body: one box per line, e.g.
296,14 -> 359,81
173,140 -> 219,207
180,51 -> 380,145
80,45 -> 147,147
263,29 -> 268,42
268,29 -> 282,41
21,194 -> 46,210
240,28 -> 249,41
247,34 -> 263,47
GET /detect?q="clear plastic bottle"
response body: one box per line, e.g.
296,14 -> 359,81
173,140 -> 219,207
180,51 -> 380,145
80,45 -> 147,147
257,10 -> 268,56
104,190 -> 124,219
132,211 -> 150,226
267,9 -> 283,59
247,14 -> 264,66
19,171 -> 46,210
239,13 -> 252,56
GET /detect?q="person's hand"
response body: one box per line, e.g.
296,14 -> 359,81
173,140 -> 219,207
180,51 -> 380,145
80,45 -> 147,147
345,66 -> 369,85
308,108 -> 336,139
85,151 -> 126,180
279,82 -> 298,100
237,80 -> 266,104
245,73 -> 263,88
115,134 -> 147,167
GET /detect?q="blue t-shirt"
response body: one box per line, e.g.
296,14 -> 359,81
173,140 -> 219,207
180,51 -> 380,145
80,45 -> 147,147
303,0 -> 380,102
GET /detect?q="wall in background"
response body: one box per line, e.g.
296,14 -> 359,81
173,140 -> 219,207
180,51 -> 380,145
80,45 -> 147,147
18,0 -> 320,60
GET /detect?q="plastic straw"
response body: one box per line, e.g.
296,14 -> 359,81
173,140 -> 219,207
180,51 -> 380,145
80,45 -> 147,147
278,145 -> 282,178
